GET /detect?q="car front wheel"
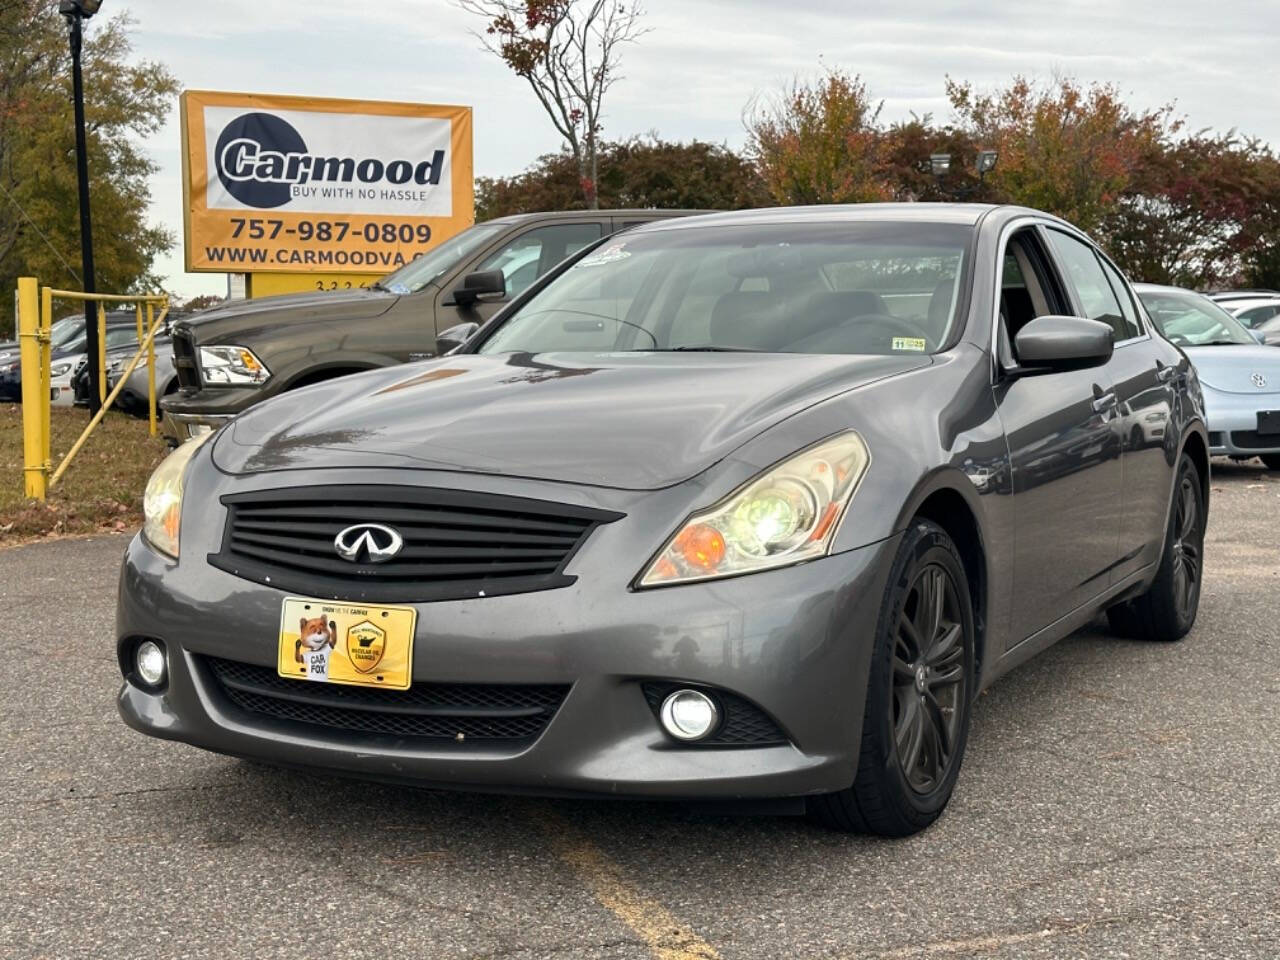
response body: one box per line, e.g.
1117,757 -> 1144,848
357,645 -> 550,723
1261,454 -> 1280,471
809,520 -> 976,836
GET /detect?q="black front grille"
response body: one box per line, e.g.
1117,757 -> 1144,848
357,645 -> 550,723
209,485 -> 622,603
205,656 -> 569,743
641,682 -> 789,747
1229,430 -> 1280,450
172,328 -> 199,390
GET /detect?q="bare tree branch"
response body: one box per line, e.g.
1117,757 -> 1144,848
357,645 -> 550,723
454,0 -> 646,208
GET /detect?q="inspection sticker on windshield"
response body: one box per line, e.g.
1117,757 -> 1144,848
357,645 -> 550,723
578,242 -> 630,267
892,337 -> 927,352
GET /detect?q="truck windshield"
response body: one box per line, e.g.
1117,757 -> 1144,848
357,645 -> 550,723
378,222 -> 507,295
476,221 -> 973,357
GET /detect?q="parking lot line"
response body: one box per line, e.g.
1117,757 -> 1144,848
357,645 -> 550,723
545,813 -> 721,960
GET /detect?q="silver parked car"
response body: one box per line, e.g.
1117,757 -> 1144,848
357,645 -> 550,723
1137,283 -> 1280,468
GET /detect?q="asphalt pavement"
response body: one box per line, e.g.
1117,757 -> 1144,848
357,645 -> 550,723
2,459 -> 1278,960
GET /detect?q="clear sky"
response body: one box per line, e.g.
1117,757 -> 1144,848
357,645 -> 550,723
114,0 -> 1280,299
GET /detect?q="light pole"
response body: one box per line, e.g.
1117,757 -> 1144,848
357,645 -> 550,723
59,0 -> 104,414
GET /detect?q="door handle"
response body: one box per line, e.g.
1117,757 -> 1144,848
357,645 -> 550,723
1092,391 -> 1117,413
1155,362 -> 1176,383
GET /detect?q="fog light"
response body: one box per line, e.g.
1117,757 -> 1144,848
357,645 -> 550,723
135,640 -> 166,688
659,689 -> 720,741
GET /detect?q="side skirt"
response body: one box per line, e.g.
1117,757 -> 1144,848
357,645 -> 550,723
982,561 -> 1157,689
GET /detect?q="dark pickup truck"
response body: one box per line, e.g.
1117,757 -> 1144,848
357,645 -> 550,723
162,209 -> 701,441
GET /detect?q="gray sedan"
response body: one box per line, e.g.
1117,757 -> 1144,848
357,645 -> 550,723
117,205 -> 1209,836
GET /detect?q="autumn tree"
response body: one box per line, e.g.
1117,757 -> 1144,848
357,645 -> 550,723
476,136 -> 769,218
456,0 -> 645,210
0,1 -> 177,336
945,75 -> 1171,236
745,70 -> 893,206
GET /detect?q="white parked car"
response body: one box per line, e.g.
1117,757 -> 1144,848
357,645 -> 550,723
1208,290 -> 1280,332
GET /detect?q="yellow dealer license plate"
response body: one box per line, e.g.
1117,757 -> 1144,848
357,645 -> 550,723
277,597 -> 417,690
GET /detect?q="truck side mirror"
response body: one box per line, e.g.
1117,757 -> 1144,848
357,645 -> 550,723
451,270 -> 505,306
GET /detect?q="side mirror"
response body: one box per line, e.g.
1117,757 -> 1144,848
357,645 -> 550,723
1251,330 -> 1267,345
450,269 -> 505,306
436,321 -> 479,356
1013,315 -> 1114,373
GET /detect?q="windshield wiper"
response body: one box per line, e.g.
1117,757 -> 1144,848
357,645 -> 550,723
650,345 -> 766,353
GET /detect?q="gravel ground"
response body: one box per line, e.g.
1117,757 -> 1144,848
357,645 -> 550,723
2,458 -> 1277,960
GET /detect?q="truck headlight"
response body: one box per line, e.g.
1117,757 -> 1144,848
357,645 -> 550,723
142,432 -> 214,558
638,431 -> 871,587
199,344 -> 269,385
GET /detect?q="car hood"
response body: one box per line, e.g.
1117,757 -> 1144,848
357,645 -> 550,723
213,351 -> 931,489
182,288 -> 398,343
1184,344 -> 1280,395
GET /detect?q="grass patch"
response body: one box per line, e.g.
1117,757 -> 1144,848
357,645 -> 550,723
0,404 -> 170,545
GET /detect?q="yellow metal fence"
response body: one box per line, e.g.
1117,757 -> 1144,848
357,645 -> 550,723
16,277 -> 169,500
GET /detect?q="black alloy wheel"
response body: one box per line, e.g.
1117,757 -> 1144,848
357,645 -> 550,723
809,519 -> 976,836
1169,469 -> 1202,624
893,563 -> 967,795
1106,453 -> 1205,642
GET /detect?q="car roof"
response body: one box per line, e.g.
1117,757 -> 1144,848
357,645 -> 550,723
1208,289 -> 1280,301
618,203 -> 1082,236
483,209 -> 709,226
1133,282 -> 1201,295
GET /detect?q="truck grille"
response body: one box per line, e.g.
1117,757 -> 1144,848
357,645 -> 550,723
208,485 -> 622,603
204,656 -> 569,743
172,328 -> 200,390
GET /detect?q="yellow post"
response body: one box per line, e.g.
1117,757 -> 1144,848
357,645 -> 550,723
40,286 -> 52,469
17,278 -> 48,500
97,303 -> 107,404
146,301 -> 157,436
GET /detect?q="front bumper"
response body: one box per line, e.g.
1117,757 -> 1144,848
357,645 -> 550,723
161,386 -> 262,441
116,482 -> 898,798
1202,388 -> 1280,456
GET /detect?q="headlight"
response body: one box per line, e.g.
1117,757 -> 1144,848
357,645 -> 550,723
107,357 -> 126,374
638,431 -> 871,587
142,432 -> 214,558
199,344 -> 269,385
50,361 -> 74,377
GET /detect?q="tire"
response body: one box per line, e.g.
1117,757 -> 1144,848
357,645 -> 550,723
808,520 -> 976,836
1261,454 -> 1280,471
1106,454 -> 1205,642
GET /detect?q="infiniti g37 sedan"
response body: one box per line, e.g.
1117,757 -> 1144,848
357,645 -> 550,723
118,204 -> 1209,836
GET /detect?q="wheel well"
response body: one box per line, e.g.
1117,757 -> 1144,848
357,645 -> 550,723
914,489 -> 987,676
1182,430 -> 1210,505
287,367 -> 370,390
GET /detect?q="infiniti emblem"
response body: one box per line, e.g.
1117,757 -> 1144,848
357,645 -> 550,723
1252,372 -> 1268,389
334,523 -> 403,563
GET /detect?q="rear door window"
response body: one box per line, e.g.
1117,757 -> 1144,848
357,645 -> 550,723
1045,229 -> 1128,341
1097,256 -> 1143,340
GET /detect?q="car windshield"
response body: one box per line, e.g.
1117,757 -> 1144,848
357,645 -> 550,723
1138,290 -> 1256,346
476,222 -> 973,357
49,316 -> 84,348
377,222 -> 508,295
59,326 -> 140,354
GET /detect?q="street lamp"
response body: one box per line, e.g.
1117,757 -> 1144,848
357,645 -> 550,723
59,0 -> 104,414
976,149 -> 999,184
